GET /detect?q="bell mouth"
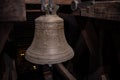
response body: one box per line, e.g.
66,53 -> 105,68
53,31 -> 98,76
25,49 -> 74,65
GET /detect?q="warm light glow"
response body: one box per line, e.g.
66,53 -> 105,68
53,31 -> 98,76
20,53 -> 25,56
33,66 -> 37,70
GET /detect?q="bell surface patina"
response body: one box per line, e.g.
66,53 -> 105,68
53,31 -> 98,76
25,14 -> 74,64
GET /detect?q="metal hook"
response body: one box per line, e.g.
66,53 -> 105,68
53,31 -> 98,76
41,0 -> 58,14
41,0 -> 52,13
41,0 -> 45,11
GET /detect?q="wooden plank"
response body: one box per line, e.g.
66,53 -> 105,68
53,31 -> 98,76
0,0 -> 26,22
80,1 -> 120,21
26,10 -> 41,13
25,0 -> 72,5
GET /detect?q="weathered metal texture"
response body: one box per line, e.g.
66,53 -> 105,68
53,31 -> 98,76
25,0 -> 73,5
25,14 -> 74,64
80,1 -> 120,21
0,0 -> 26,22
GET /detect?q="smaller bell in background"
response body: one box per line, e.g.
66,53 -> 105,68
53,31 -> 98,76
25,4 -> 74,65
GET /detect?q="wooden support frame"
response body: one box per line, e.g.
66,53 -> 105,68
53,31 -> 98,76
0,0 -> 26,22
25,0 -> 73,5
0,23 -> 13,54
79,1 -> 120,21
0,23 -> 13,80
55,63 -> 76,80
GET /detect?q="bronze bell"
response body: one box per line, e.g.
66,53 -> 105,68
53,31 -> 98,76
25,14 -> 74,64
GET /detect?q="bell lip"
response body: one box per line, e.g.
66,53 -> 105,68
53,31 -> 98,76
25,51 -> 74,65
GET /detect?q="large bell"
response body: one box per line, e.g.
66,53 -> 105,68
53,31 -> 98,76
25,14 -> 74,64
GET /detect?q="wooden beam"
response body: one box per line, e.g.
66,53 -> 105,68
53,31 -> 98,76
2,54 -> 17,80
0,23 -> 13,54
25,0 -> 72,5
0,0 -> 26,22
80,1 -> 120,21
55,63 -> 76,80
